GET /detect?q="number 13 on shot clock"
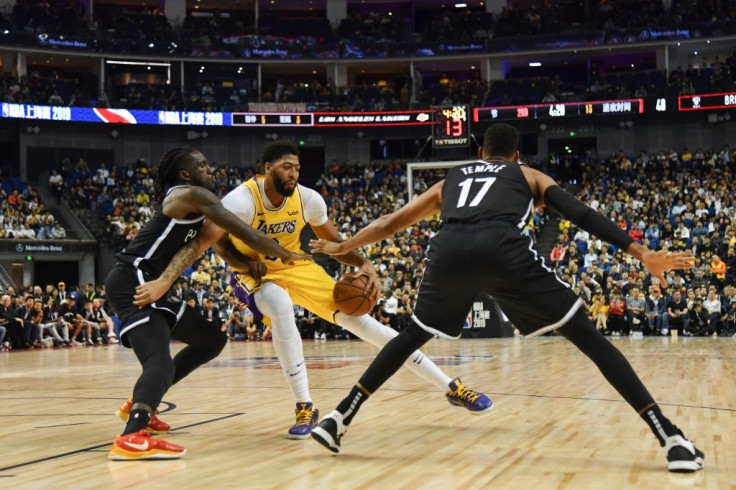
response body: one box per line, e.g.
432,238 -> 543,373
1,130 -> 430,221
433,105 -> 469,148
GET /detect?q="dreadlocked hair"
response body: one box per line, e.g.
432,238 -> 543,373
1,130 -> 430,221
152,148 -> 196,209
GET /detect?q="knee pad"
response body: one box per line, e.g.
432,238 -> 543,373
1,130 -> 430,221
406,321 -> 434,343
558,309 -> 608,355
144,353 -> 176,387
255,283 -> 298,343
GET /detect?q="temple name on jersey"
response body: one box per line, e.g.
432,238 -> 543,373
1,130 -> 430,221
256,219 -> 297,235
460,163 -> 505,175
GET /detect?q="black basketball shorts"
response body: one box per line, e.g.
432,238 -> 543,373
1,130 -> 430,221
105,263 -> 187,347
413,222 -> 583,339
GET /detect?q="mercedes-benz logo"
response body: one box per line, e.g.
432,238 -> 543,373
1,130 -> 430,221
15,244 -> 24,252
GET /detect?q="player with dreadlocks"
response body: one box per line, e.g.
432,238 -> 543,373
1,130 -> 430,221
106,148 -> 310,460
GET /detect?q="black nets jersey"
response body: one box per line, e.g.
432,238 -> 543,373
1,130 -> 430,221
440,160 -> 534,229
116,185 -> 205,276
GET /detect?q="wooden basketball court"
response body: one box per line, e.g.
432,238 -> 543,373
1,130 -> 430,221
1,336 -> 733,489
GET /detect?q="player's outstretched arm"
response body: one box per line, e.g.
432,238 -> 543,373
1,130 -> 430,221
309,181 -> 444,256
311,219 -> 381,301
524,166 -> 694,284
212,236 -> 267,281
186,187 -> 310,265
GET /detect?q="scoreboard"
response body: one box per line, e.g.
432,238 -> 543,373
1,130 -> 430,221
473,99 -> 645,122
1,92 -> 734,129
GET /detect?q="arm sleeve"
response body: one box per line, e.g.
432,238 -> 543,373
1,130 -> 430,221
544,185 -> 634,252
300,186 -> 329,227
220,186 -> 255,225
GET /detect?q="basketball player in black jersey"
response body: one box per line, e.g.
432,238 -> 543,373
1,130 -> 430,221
309,124 -> 704,473
106,148 -> 308,460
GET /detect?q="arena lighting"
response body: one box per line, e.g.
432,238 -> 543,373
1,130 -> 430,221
455,3 -> 468,7
529,62 -> 542,67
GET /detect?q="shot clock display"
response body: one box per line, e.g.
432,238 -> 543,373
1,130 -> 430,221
433,105 -> 469,148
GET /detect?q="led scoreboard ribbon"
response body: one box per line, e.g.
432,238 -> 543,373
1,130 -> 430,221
473,98 -> 645,122
0,103 -> 435,128
678,92 -> 736,111
5,94 -> 732,129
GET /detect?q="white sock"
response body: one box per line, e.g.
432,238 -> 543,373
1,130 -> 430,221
337,314 -> 452,391
255,283 -> 311,403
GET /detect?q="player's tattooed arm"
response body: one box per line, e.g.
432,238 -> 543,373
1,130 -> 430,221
161,238 -> 200,284
133,237 -> 203,308
133,220 -> 227,308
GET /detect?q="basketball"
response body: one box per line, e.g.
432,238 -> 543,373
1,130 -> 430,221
333,274 -> 376,316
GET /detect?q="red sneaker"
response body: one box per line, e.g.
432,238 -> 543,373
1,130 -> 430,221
116,399 -> 171,434
109,430 -> 185,460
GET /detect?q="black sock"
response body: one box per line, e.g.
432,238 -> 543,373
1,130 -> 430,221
640,404 -> 679,446
122,408 -> 151,435
336,385 -> 369,426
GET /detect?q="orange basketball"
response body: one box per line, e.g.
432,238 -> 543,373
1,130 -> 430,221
333,274 -> 376,316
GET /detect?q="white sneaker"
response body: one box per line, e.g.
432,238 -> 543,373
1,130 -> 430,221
314,332 -> 319,340
108,337 -> 119,344
311,410 -> 348,453
665,433 -> 704,473
320,333 -> 326,341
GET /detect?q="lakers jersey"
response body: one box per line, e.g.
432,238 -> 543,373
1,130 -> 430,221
228,176 -> 308,272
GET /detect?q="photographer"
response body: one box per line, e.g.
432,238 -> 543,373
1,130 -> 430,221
395,290 -> 414,332
221,295 -> 244,340
687,299 -> 710,336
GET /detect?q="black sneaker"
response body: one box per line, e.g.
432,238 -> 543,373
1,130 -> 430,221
311,410 -> 347,454
665,433 -> 704,473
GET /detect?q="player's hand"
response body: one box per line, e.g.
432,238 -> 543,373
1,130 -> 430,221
246,260 -> 268,281
134,278 -> 171,309
309,239 -> 345,256
641,250 -> 695,285
352,259 -> 381,303
280,252 -> 312,266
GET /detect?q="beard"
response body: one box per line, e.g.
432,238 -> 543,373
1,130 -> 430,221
273,172 -> 296,196
191,174 -> 215,191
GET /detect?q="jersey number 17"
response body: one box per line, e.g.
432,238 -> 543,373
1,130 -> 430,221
456,177 -> 497,208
